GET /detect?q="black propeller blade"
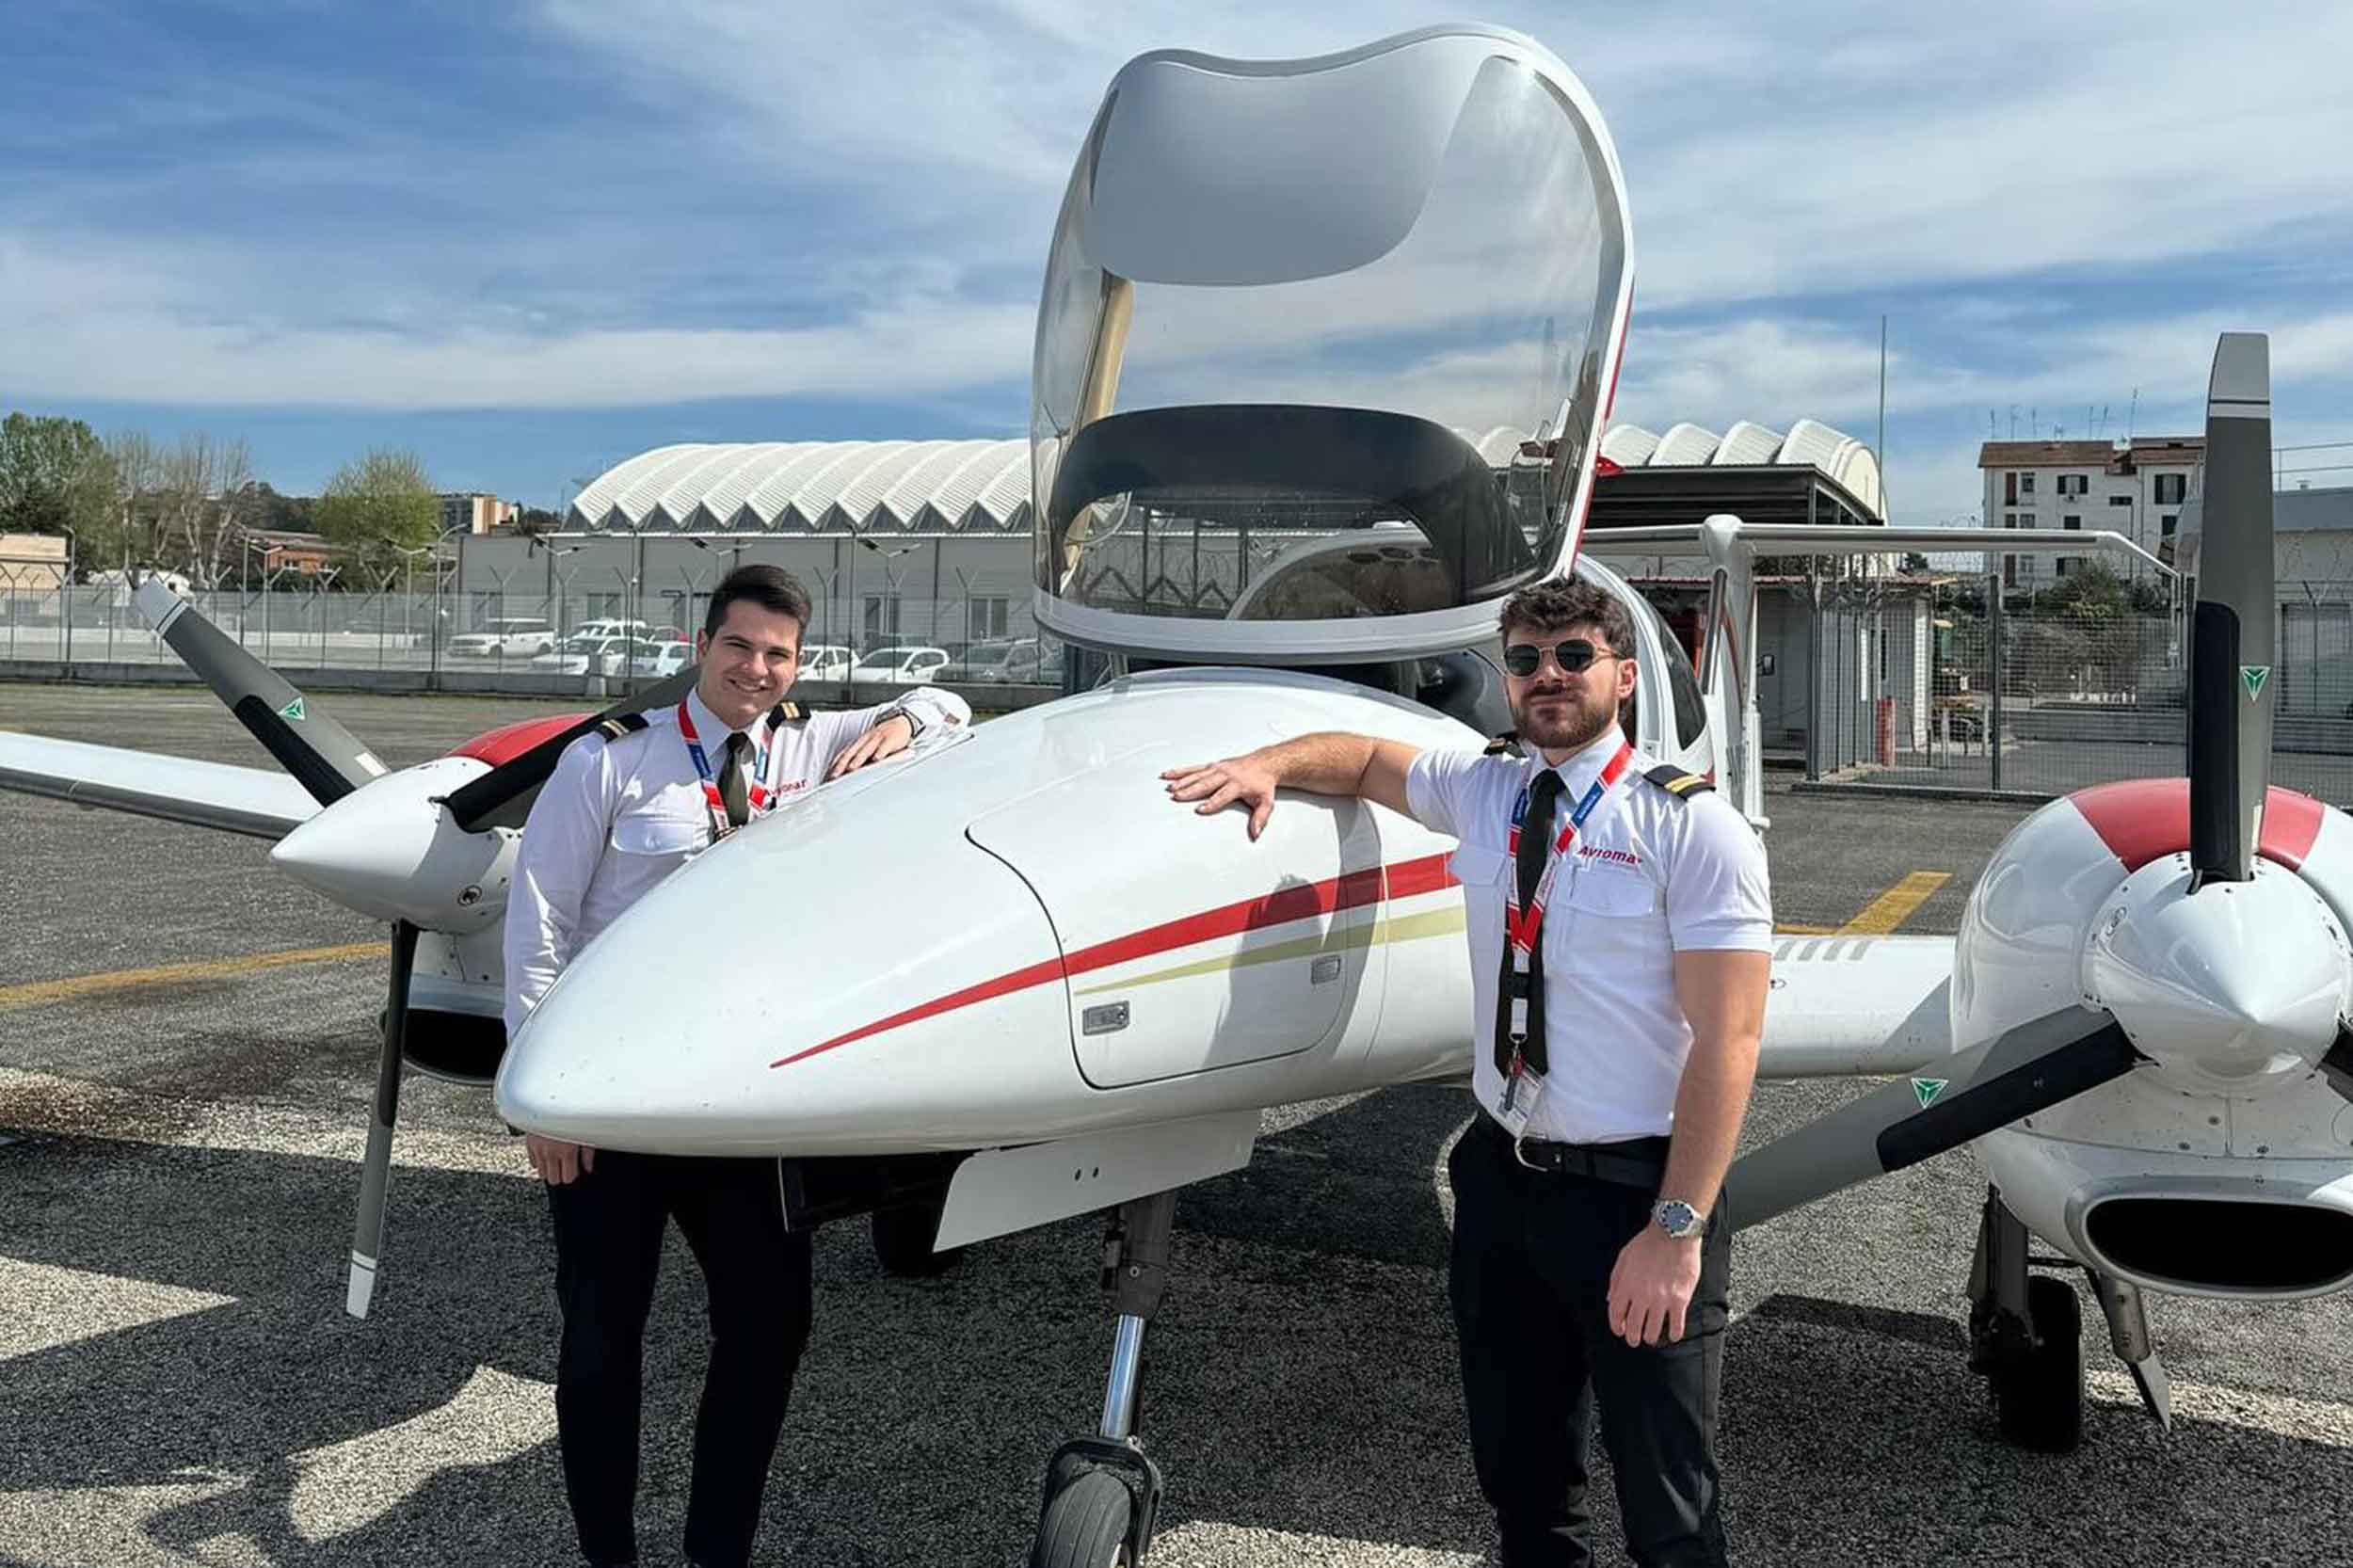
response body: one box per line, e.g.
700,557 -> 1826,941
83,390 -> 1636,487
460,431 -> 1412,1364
443,666 -> 703,832
1730,1008 -> 2142,1232
136,579 -> 387,806
346,919 -> 419,1319
2185,332 -> 2276,887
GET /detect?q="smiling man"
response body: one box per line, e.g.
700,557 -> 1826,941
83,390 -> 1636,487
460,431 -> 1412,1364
503,563 -> 968,1568
1163,574 -> 1771,1568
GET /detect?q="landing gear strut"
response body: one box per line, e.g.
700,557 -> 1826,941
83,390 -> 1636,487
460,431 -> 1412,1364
1965,1187 -> 2084,1451
1029,1189 -> 1175,1567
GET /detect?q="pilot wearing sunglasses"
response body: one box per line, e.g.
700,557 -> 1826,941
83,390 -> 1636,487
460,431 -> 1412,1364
1164,573 -> 1771,1568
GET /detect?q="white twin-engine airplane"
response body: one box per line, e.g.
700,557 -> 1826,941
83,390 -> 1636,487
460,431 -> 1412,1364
6,25 -> 2349,1566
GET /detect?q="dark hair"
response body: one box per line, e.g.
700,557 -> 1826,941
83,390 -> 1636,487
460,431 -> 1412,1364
704,564 -> 811,639
1497,574 -> 1635,658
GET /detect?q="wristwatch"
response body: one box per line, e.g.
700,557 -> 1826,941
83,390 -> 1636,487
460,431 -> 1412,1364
889,705 -> 925,743
1653,1197 -> 1704,1240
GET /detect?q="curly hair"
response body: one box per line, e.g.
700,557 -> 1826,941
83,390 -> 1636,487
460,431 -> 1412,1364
1497,574 -> 1635,657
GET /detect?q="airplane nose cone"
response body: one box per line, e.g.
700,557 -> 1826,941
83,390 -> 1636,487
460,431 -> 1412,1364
494,760 -> 1075,1156
268,757 -> 506,931
2086,854 -> 2349,1094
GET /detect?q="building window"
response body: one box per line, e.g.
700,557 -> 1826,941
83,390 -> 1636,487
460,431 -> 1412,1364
2064,515 -> 2082,531
861,595 -> 901,648
2108,493 -> 2132,506
2020,472 -> 2037,495
2153,473 -> 2187,504
2005,513 -> 2024,528
2161,514 -> 2178,537
2058,474 -> 2089,497
968,597 -> 1010,642
2004,556 -> 2018,588
2057,558 -> 2074,577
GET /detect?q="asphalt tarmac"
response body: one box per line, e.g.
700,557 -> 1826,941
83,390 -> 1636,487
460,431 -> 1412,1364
2,683 -> 2348,1567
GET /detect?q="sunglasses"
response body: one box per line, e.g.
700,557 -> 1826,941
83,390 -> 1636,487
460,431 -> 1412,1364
1501,638 -> 1614,678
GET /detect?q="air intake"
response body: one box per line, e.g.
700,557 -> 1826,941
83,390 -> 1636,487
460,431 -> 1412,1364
2084,1196 -> 2353,1294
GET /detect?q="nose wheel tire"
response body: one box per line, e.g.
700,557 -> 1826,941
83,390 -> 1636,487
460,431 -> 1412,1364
1992,1274 -> 2085,1451
1030,1469 -> 1134,1568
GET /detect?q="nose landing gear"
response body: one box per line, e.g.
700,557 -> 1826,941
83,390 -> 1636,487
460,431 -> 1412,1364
1028,1189 -> 1176,1567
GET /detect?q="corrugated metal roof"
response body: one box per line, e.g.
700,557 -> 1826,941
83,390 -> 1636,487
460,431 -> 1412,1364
568,419 -> 1886,532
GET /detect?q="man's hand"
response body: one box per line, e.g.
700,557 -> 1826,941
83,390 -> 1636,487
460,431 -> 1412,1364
1607,1226 -> 1704,1347
525,1133 -> 596,1186
826,713 -> 916,779
1161,754 -> 1281,840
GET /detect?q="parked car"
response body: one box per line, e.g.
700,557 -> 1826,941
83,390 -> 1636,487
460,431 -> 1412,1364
533,633 -> 657,676
969,637 -> 1064,685
631,639 -> 695,678
568,617 -> 651,644
448,617 -> 555,657
849,646 -> 952,685
794,644 -> 855,682
938,638 -> 1019,681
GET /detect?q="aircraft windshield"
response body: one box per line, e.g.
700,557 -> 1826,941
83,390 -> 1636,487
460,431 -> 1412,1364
1031,28 -> 1629,661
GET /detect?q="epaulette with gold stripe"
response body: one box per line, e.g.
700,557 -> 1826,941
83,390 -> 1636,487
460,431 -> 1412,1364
1641,763 -> 1713,800
1482,730 -> 1522,758
768,701 -> 806,725
594,712 -> 650,742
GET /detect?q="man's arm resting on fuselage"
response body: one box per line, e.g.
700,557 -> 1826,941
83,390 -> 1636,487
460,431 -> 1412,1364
1161,731 -> 1424,840
1607,947 -> 1769,1348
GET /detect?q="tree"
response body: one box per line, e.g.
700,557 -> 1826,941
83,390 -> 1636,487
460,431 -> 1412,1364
0,412 -> 118,547
148,432 -> 255,588
317,447 -> 439,580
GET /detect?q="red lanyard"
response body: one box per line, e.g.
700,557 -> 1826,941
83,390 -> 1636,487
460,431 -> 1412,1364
676,701 -> 773,842
1504,741 -> 1635,954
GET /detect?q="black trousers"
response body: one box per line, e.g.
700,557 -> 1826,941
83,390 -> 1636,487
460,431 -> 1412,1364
1448,1119 -> 1732,1568
546,1151 -> 813,1568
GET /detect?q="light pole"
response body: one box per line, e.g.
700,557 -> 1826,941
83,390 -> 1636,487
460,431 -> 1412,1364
58,524 -> 75,669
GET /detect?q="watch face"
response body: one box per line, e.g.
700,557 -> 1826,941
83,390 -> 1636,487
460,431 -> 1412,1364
1657,1200 -> 1700,1238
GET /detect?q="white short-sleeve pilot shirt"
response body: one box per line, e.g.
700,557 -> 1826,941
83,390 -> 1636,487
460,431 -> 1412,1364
1405,724 -> 1772,1144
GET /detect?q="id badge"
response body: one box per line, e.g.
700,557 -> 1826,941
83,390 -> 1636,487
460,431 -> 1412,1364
1496,1067 -> 1545,1140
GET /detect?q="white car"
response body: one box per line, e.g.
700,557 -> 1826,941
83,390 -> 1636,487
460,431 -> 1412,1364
632,640 -> 695,678
447,617 -> 555,657
795,645 -> 854,682
850,646 -> 952,685
533,634 -> 653,676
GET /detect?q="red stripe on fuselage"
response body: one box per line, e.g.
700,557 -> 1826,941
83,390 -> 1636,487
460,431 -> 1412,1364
769,851 -> 1458,1068
2069,777 -> 2327,873
450,712 -> 594,766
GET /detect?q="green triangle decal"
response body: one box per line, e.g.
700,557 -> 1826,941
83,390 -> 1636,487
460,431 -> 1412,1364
279,696 -> 306,722
1911,1077 -> 1948,1109
2240,665 -> 2271,701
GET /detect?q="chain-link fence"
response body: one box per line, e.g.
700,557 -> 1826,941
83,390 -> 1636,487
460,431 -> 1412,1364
1780,545 -> 2353,806
0,566 -> 1066,697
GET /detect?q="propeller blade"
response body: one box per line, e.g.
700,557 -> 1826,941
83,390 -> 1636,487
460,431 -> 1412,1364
1731,1008 -> 2141,1231
348,919 -> 418,1320
136,579 -> 388,807
443,666 -> 702,832
2186,332 -> 2275,885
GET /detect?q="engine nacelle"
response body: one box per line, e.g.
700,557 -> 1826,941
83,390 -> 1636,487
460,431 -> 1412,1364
1980,1128 -> 2353,1299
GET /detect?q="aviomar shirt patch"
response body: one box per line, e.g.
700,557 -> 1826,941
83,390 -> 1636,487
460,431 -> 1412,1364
1576,843 -> 1643,872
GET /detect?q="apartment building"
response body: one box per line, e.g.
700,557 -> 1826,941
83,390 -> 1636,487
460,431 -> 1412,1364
1977,436 -> 2201,588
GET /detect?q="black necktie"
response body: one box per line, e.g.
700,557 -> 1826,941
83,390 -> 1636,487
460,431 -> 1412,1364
718,730 -> 752,829
1496,767 -> 1565,1079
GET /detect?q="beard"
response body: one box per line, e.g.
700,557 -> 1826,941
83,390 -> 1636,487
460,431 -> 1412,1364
1513,685 -> 1617,753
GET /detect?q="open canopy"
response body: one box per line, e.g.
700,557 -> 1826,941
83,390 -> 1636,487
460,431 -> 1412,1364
1030,24 -> 1634,664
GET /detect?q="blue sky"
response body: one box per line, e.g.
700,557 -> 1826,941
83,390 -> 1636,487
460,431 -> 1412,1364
6,1 -> 2351,522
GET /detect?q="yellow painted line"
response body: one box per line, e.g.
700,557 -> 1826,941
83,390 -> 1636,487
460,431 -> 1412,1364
1773,922 -> 1837,936
0,941 -> 389,1011
1836,872 -> 1951,936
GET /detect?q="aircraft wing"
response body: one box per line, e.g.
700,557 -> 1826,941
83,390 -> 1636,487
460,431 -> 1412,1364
0,730 -> 321,840
1760,932 -> 1955,1078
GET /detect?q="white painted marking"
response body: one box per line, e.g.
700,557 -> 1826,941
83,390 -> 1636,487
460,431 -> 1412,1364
0,1258 -> 234,1362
